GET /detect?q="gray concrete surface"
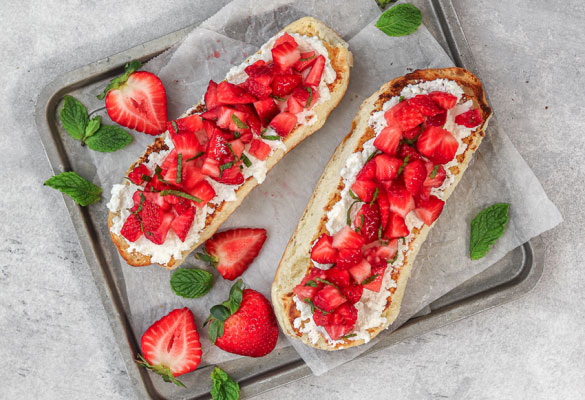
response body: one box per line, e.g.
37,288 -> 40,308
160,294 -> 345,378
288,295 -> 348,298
1,0 -> 583,399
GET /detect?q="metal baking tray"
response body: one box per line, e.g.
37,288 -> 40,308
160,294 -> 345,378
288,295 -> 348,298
35,0 -> 545,398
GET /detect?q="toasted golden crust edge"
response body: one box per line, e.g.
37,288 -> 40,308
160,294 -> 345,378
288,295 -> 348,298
108,17 -> 353,269
272,67 -> 493,350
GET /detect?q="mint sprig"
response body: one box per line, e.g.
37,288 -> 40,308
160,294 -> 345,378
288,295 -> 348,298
376,4 -> 422,37
170,268 -> 213,299
44,172 -> 102,206
211,367 -> 240,400
470,203 -> 510,260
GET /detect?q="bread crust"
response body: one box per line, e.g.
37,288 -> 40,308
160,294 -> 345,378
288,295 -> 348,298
271,67 -> 493,350
108,17 -> 353,269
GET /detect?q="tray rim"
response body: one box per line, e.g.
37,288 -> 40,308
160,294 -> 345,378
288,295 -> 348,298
33,1 -> 545,399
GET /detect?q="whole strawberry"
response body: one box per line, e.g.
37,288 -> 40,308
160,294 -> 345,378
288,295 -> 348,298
206,280 -> 278,357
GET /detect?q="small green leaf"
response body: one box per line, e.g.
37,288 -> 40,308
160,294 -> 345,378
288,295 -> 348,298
160,189 -> 202,203
305,87 -> 313,108
170,268 -> 213,299
231,114 -> 249,129
154,165 -> 171,185
44,171 -> 101,206
341,333 -> 357,339
85,125 -> 133,152
219,162 -> 234,178
171,120 -> 179,133
176,153 -> 182,184
60,95 -> 88,140
399,95 -> 405,102
347,200 -> 362,226
366,150 -> 380,163
261,133 -> 281,141
209,319 -> 220,343
315,278 -> 338,288
470,203 -> 510,260
228,280 -> 244,314
136,354 -> 186,388
387,251 -> 399,264
430,165 -> 440,179
300,54 -> 316,62
186,151 -> 205,162
303,298 -> 315,314
304,280 -> 318,288
84,116 -> 101,141
376,0 -> 398,9
349,189 -> 363,201
97,60 -> 141,100
241,154 -> 252,167
376,4 -> 422,37
270,94 -> 286,101
233,131 -> 241,139
397,155 -> 410,175
369,188 -> 379,206
361,274 -> 380,285
211,367 -> 240,400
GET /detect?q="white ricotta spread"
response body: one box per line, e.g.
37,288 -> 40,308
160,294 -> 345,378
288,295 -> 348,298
108,31 -> 335,264
295,79 -> 478,345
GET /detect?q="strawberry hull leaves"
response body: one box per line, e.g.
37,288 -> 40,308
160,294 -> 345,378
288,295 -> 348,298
470,203 -> 510,260
136,354 -> 186,388
44,172 -> 102,206
170,268 -> 213,298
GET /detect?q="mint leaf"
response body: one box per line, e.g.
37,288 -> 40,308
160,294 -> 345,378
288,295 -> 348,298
85,125 -> 133,152
376,4 -> 422,37
231,114 -> 248,129
470,203 -> 510,260
170,268 -> 213,299
44,171 -> 101,206
97,60 -> 141,100
305,87 -> 313,108
60,95 -> 88,140
84,116 -> 101,141
211,367 -> 240,400
260,133 -> 281,141
160,189 -> 202,203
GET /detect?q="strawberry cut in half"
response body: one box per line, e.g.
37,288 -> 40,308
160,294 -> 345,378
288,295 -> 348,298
197,228 -> 267,280
98,60 -> 168,135
138,307 -> 202,388
311,234 -> 338,264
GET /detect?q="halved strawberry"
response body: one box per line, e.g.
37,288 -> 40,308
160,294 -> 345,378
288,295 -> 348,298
374,125 -> 402,156
408,94 -> 442,116
349,259 -> 372,284
423,162 -> 446,188
286,96 -> 304,114
326,266 -> 350,288
274,33 -> 298,48
138,308 -> 202,386
187,180 -> 215,208
293,284 -> 318,301
387,186 -> 415,218
303,55 -> 325,87
455,108 -> 483,127
248,139 -> 271,161
216,82 -> 257,104
171,207 -> 195,242
121,213 -> 143,242
294,51 -> 317,72
416,126 -> 458,165
402,159 -> 426,196
290,86 -> 319,109
336,248 -> 363,269
313,285 -> 346,312
200,228 -> 267,280
384,212 -> 409,239
341,284 -> 363,304
374,154 -> 402,181
414,195 -> 445,226
204,80 -> 222,110
311,234 -> 338,264
269,112 -> 297,137
253,98 -> 280,124
128,164 -> 151,186
362,265 -> 386,292
271,42 -> 301,70
271,73 -> 302,97
353,203 -> 380,244
390,102 -> 425,131
429,91 -> 457,110
332,226 -> 365,250
356,159 -> 376,181
377,187 -> 390,229
241,76 -> 272,99
426,111 -> 447,127
351,179 -> 378,203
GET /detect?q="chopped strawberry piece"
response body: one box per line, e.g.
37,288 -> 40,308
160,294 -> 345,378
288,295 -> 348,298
325,304 -> 357,340
173,198 -> 193,215
341,284 -> 363,304
455,108 -> 483,127
168,129 -> 202,162
303,55 -> 325,87
349,259 -> 372,284
356,159 -> 376,181
376,240 -> 398,261
311,234 -> 338,264
362,265 -> 386,292
416,126 -> 459,165
216,82 -> 257,104
326,266 -> 350,287
171,207 -> 195,242
429,91 -> 457,110
200,107 -> 219,121
374,154 -> 402,181
253,98 -> 280,124
408,94 -> 442,116
313,285 -> 346,312
286,96 -> 304,114
214,163 -> 244,185
274,33 -> 298,48
205,121 -> 233,163
423,162 -> 446,188
234,104 -> 261,135
387,186 -> 415,218
374,125 -> 402,156
353,203 -> 381,244
269,112 -> 297,137
363,240 -> 398,267
290,86 -> 319,109
187,180 -> 215,207
403,159 -> 426,196
402,125 -> 422,140
271,73 -> 302,97
332,226 -> 365,250
398,144 -> 423,161
414,195 -> 445,226
426,111 -> 447,127
168,113 -> 204,135
216,107 -> 249,133
248,139 -> 271,161
143,190 -> 171,211
201,157 -> 220,178
244,60 -> 267,76
293,284 -> 318,301
393,103 -> 425,131
301,268 -> 328,286
141,201 -> 174,245
128,164 -> 151,186
121,213 -> 143,242
294,51 -> 317,72
240,76 -> 272,99
377,187 -> 390,230
313,309 -> 330,327
384,212 -> 410,239
336,248 -> 363,269
204,80 -> 222,110
351,179 -> 378,203
272,42 -> 301,70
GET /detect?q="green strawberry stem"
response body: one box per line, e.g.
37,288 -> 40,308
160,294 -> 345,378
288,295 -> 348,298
135,354 -> 186,388
97,60 -> 142,100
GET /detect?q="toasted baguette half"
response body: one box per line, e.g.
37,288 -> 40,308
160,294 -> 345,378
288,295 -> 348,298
108,17 -> 353,269
272,67 -> 492,350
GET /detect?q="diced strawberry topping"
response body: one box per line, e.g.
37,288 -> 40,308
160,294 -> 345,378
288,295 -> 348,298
402,125 -> 422,140
274,33 -> 298,48
290,86 -> 319,109
455,108 -> 483,127
173,198 -> 193,215
313,285 -> 346,312
286,96 -> 304,114
350,179 -> 378,203
143,190 -> 171,211
171,207 -> 195,242
398,144 -> 423,161
374,154 -> 402,181
204,80 -> 222,110
429,91 -> 457,110
426,111 -> 447,127
303,55 -> 325,87
293,284 -> 318,302
374,125 -> 402,156
271,73 -> 302,97
326,266 -> 350,288
229,139 -> 244,158
244,60 -> 268,76
408,94 -> 443,116
377,187 -> 390,229
423,162 -> 446,188
324,303 -> 357,340
216,81 -> 257,104
311,234 -> 338,264
269,112 -> 297,137
341,284 -> 363,304
201,157 -> 220,178
121,212 -> 143,242
414,195 -> 445,226
216,107 -> 249,133
313,309 -> 330,327
187,180 -> 215,207
294,51 -> 317,72
248,139 -> 271,161
389,102 -> 425,131
402,159 -> 427,196
416,126 -> 459,165
387,186 -> 415,218
241,76 -> 272,99
363,240 -> 398,267
332,226 -> 365,250
356,159 -> 376,181
362,265 -> 386,292
349,259 -> 372,284
384,212 -> 410,239
353,203 -> 381,244
301,268 -> 327,286
214,163 -> 244,185
336,248 -> 363,269
271,42 -> 301,70
128,164 -> 151,186
253,98 -> 280,124
141,201 -> 174,245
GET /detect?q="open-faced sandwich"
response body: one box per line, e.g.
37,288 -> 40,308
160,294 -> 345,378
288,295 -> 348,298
107,17 -> 353,268
272,67 -> 492,350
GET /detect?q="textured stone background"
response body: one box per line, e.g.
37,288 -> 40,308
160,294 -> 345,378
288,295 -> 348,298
1,0 -> 583,399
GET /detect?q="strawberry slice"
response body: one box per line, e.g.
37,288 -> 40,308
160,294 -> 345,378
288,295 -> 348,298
408,94 -> 442,116
377,187 -> 390,229
274,33 -> 298,48
272,42 -> 301,70
332,226 -> 365,250
353,203 -> 381,244
423,161 -> 446,188
216,82 -> 257,104
336,248 -> 363,269
311,234 -> 338,264
351,179 -> 378,203
389,102 -> 425,131
271,73 -> 303,97
341,284 -> 363,304
303,55 -> 325,87
187,180 -> 215,208
455,108 -> 483,127
293,284 -> 318,301
326,266 -> 350,287
349,259 -> 372,284
171,207 -> 195,242
253,98 -> 280,124
429,91 -> 457,110
374,154 -> 402,181
128,164 -> 151,186
416,126 -> 458,165
387,186 -> 415,218
313,285 -> 347,312
414,195 -> 445,226
356,159 -> 376,181
269,112 -> 297,137
294,51 -> 317,72
143,190 -> 171,211
384,212 -> 410,239
374,125 -> 402,156
402,159 -> 426,196
362,265 -> 386,292
138,308 -> 202,386
99,62 -> 168,135
204,80 -> 222,110
248,139 -> 271,161
200,228 -> 267,280
216,107 -> 249,133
